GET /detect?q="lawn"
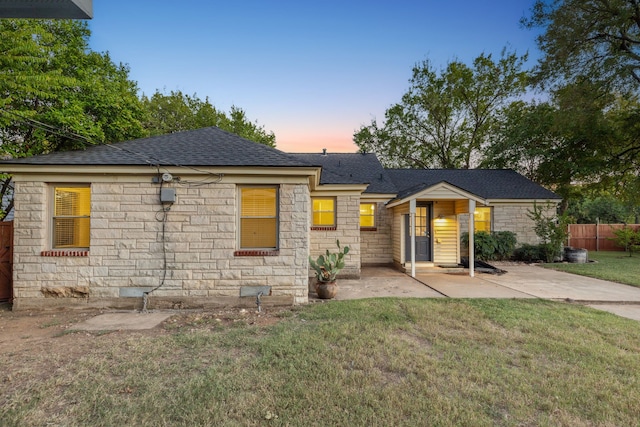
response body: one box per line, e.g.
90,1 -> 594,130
542,250 -> 640,287
2,299 -> 640,426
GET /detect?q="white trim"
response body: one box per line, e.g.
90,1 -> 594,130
386,181 -> 487,208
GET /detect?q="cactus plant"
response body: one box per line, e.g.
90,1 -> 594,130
309,240 -> 350,283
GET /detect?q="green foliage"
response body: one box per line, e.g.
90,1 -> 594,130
354,50 -> 529,168
524,0 -> 640,92
0,19 -> 147,220
610,225 -> 640,256
566,195 -> 636,224
513,243 -> 544,262
461,230 -> 517,261
142,90 -> 276,147
308,240 -> 350,282
528,202 -> 570,263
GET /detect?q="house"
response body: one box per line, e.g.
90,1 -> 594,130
0,127 -> 561,310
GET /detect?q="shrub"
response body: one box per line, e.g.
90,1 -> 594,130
493,231 -> 517,260
610,225 -> 640,257
461,230 -> 517,261
528,202 -> 570,263
513,244 -> 544,262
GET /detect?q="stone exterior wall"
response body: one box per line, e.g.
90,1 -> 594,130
309,194 -> 361,281
459,202 -> 556,246
12,179 -> 310,310
360,202 -> 393,265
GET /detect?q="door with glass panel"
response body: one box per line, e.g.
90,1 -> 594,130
404,205 -> 432,262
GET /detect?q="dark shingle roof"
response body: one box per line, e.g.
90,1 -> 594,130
0,127 -> 311,168
386,169 -> 561,200
290,153 -> 398,194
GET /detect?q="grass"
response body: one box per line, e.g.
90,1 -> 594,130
542,250 -> 640,287
2,299 -> 640,426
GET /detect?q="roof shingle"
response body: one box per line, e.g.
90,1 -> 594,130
0,127 -> 311,168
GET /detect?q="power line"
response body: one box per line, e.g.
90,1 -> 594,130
0,108 -> 224,180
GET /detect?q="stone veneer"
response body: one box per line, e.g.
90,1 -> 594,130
459,203 -> 557,245
360,202 -> 393,265
309,194 -> 361,283
12,179 -> 310,310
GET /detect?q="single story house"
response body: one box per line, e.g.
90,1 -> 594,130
0,127 -> 560,310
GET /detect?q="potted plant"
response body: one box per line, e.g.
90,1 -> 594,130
309,240 -> 350,299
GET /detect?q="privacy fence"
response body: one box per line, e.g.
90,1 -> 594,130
567,224 -> 640,251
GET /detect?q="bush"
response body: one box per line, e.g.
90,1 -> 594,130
461,231 -> 517,261
610,225 -> 640,257
528,202 -> 570,263
493,231 -> 517,260
513,244 -> 544,262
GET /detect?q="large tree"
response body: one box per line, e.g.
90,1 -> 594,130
524,0 -> 640,212
0,19 -> 148,219
353,51 -> 529,169
482,80 -> 640,211
525,0 -> 640,91
142,90 -> 276,147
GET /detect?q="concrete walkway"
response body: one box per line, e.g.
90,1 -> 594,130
72,264 -> 640,330
338,265 -> 640,322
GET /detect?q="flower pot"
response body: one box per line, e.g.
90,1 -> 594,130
315,281 -> 337,299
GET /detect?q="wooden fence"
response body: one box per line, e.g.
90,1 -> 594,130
567,224 -> 640,251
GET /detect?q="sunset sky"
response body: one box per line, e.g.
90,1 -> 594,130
88,1 -> 541,153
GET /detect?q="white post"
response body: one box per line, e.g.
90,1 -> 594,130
468,199 -> 475,277
410,199 -> 416,278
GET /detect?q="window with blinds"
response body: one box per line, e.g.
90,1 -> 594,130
240,187 -> 278,249
312,197 -> 335,226
474,207 -> 492,232
360,203 -> 376,228
53,186 -> 91,248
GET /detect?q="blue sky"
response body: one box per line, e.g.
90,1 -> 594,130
88,1 -> 540,153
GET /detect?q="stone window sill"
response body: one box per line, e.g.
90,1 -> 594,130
311,226 -> 337,231
360,227 -> 377,232
234,250 -> 279,257
41,250 -> 89,257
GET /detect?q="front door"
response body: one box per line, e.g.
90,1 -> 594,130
405,205 -> 432,262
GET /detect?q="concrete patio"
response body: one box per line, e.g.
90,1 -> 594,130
71,263 -> 640,330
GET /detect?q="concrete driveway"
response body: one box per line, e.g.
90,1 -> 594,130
337,265 -> 640,322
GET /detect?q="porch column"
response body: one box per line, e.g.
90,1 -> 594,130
468,199 -> 475,277
410,199 -> 416,278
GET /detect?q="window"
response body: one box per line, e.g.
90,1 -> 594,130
312,197 -> 335,227
240,187 -> 278,249
53,186 -> 91,248
360,203 -> 376,228
474,207 -> 491,232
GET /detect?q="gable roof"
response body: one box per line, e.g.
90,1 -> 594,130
290,153 -> 398,194
0,127 -> 312,168
386,169 -> 561,201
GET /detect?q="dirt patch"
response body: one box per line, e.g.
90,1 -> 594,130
0,305 -> 292,355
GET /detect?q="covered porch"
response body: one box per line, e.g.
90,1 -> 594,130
387,182 -> 488,278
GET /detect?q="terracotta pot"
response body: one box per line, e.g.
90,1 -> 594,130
315,281 -> 337,299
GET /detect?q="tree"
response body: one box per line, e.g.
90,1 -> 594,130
354,51 -> 528,169
0,19 -> 148,219
525,0 -> 640,92
483,79 -> 618,208
142,90 -> 276,147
